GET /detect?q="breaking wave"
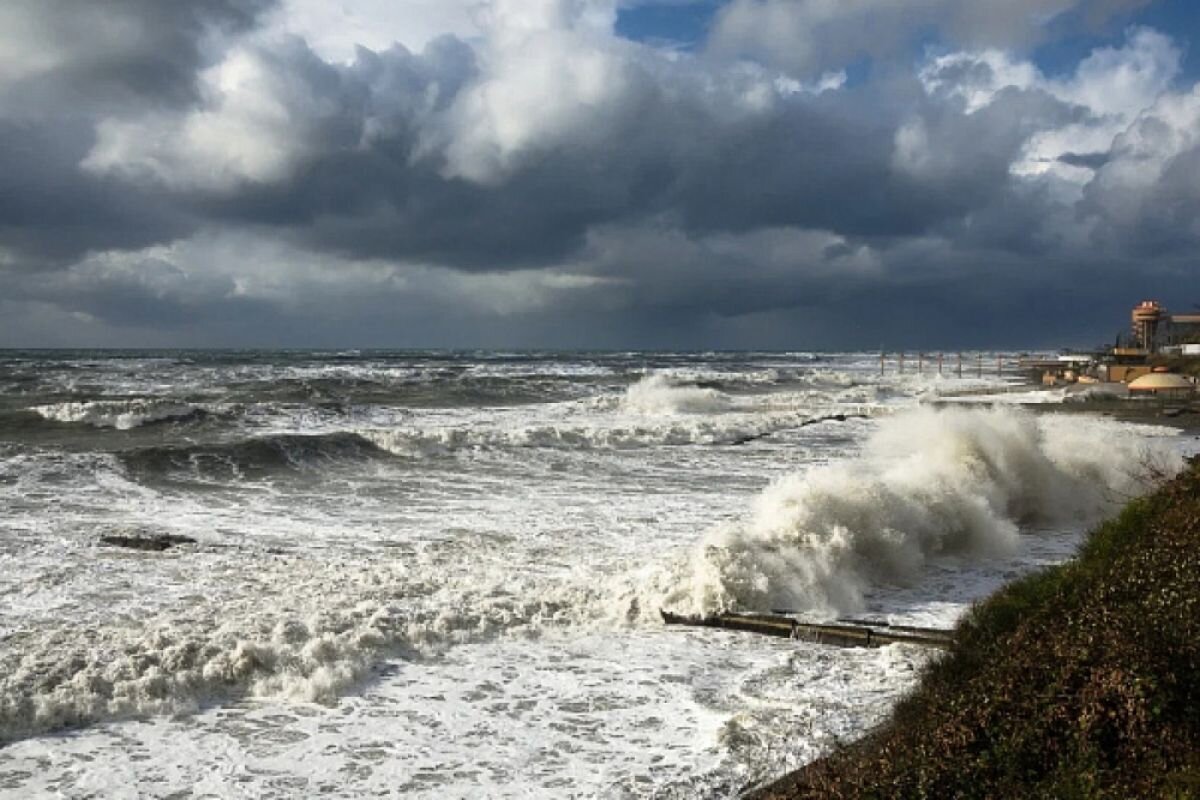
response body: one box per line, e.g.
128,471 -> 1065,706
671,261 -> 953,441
0,404 -> 1182,747
0,554 -> 594,745
620,374 -> 731,415
359,410 -> 871,456
362,422 -> 756,454
643,407 -> 1183,619
32,400 -> 210,430
118,432 -> 388,479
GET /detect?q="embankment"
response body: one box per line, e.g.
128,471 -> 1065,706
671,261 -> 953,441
751,457 -> 1200,799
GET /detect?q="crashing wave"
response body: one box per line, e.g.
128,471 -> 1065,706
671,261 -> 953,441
358,408 -> 874,456
31,400 -> 209,430
3,403 -> 1181,749
620,374 -> 731,415
0,553 -> 592,745
118,432 -> 388,479
641,406 -> 1182,619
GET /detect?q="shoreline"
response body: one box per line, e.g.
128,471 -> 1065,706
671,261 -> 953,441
930,388 -> 1200,432
747,453 -> 1200,798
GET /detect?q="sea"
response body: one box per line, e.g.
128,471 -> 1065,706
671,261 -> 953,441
0,350 -> 1191,798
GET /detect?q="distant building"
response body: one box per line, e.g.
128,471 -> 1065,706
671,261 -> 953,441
1132,300 -> 1165,351
1127,301 -> 1200,353
1168,313 -> 1200,346
1127,372 -> 1196,399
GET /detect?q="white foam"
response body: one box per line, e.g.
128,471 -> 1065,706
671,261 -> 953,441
0,630 -> 926,799
644,406 -> 1183,619
31,400 -> 206,430
355,388 -> 879,455
0,553 -> 603,744
620,374 -> 731,415
2,352 -> 1190,797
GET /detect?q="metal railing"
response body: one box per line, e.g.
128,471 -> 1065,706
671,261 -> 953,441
878,352 -> 1032,379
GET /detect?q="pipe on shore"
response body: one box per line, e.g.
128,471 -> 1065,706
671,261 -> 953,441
660,610 -> 953,650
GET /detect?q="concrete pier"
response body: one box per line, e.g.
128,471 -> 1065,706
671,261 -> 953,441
660,610 -> 953,650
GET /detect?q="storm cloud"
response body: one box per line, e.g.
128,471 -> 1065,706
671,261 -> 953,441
1,0 -> 1198,348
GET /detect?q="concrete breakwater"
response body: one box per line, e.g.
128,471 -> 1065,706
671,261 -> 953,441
660,610 -> 953,650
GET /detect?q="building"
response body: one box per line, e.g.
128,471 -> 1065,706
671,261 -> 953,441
1132,300 -> 1165,351
1167,313 -> 1200,346
1125,301 -> 1200,352
1127,372 -> 1196,399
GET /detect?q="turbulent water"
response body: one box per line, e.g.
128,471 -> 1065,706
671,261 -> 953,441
0,350 -> 1189,798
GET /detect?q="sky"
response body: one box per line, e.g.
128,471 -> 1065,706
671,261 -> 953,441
1,0 -> 1198,350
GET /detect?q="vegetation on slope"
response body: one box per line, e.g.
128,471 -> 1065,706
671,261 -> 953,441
752,458 -> 1200,799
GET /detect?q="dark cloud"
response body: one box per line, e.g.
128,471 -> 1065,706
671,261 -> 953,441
0,1 -> 1197,348
1057,151 -> 1111,169
0,0 -> 274,269
0,120 -> 193,266
0,0 -> 276,113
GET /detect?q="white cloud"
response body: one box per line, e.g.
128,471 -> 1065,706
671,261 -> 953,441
1084,84 -> 1200,227
82,40 -> 345,192
1067,26 -> 1180,117
74,0 -> 850,193
437,37 -> 634,182
425,0 -> 845,184
421,0 -> 639,183
706,0 -> 1123,76
918,50 -> 1041,113
269,0 -> 480,63
916,28 -> 1181,184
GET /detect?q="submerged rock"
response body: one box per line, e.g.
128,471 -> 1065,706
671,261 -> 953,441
99,533 -> 197,552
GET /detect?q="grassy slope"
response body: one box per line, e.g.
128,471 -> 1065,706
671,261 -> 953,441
753,459 -> 1200,800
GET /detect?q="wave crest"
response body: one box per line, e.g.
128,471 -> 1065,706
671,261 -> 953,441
620,374 -> 730,415
118,432 -> 386,479
0,559 -> 591,744
645,407 -> 1182,619
32,400 -> 208,430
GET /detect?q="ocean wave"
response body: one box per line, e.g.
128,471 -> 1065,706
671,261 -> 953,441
0,405 -> 1181,747
217,374 -> 591,409
117,432 -> 388,479
619,374 -> 731,415
31,400 -> 210,430
0,554 -> 593,745
639,407 -> 1183,619
358,409 -> 873,456
0,409 -> 63,435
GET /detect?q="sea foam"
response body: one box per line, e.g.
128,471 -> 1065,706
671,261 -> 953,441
0,556 -> 592,745
32,400 -> 207,430
620,374 -> 731,415
645,406 -> 1182,618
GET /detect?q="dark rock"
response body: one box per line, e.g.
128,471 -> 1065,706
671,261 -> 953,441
99,533 -> 197,552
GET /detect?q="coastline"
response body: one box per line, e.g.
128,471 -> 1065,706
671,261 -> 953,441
930,389 -> 1200,432
747,451 -> 1200,798
3,354 -> 1196,796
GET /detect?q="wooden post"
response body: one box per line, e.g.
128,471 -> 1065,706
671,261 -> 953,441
899,352 -> 904,374
880,351 -> 885,376
997,354 -> 1003,377
977,353 -> 983,378
957,352 -> 963,378
937,353 -> 943,376
918,352 -> 924,375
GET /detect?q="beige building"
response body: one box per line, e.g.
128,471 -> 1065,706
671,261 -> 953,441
1127,373 -> 1196,399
